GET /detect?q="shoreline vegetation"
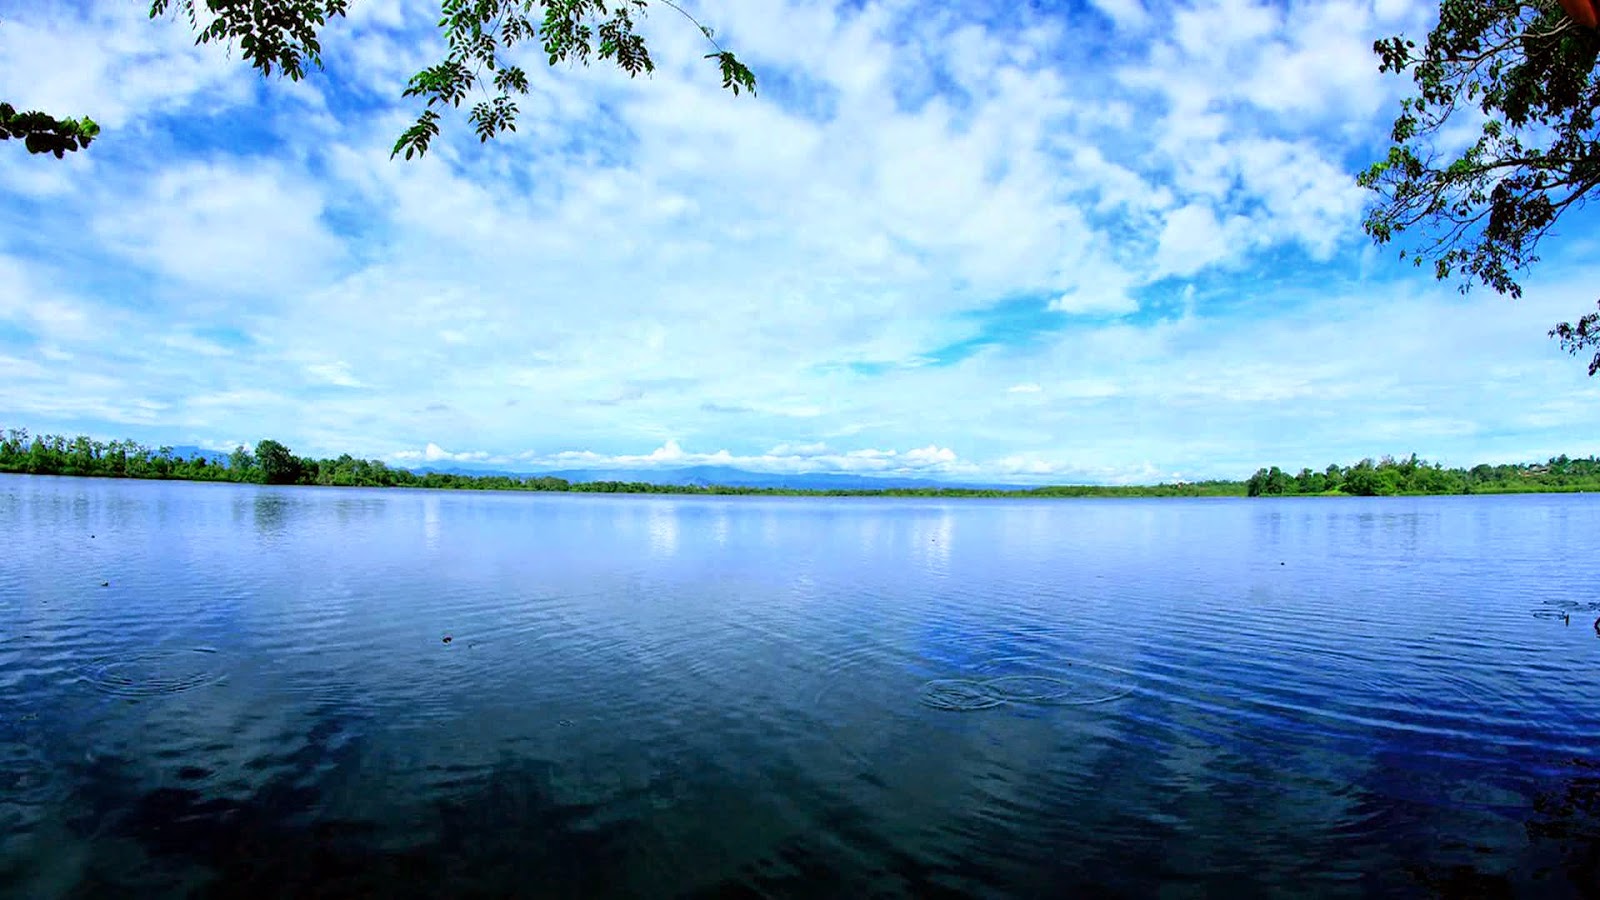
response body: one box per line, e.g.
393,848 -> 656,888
2,429 -> 1598,499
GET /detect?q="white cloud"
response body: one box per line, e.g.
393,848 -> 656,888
92,161 -> 342,296
389,438 -> 1123,483
768,441 -> 830,456
392,442 -> 492,463
1087,0 -> 1151,30
1,0 -> 1596,484
1050,262 -> 1141,315
1154,203 -> 1239,277
304,362 -> 365,389
903,444 -> 958,465
0,3 -> 249,131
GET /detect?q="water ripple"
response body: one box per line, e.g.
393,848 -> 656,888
76,647 -> 226,698
4,480 -> 1600,898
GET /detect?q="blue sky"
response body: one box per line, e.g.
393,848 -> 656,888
1,0 -> 1597,484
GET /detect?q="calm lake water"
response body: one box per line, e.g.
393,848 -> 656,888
3,474 -> 1600,898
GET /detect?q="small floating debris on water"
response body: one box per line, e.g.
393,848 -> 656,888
99,581 -> 109,587
441,635 -> 453,644
558,719 -> 573,727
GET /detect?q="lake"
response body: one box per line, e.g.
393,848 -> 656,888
2,474 -> 1599,898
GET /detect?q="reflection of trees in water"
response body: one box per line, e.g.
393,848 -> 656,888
231,492 -> 295,539
57,717 -> 638,899
252,494 -> 289,537
1372,753 -> 1600,899
1407,864 -> 1517,898
332,496 -> 388,527
28,697 -> 1600,898
1524,758 -> 1600,897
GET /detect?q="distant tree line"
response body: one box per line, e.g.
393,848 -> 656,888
0,428 -> 1246,497
0,429 -> 575,491
1245,454 -> 1600,497
3,428 -> 1595,499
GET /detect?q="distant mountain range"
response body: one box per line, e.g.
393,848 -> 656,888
169,445 -> 1024,490
415,462 -> 1022,491
170,446 -> 229,465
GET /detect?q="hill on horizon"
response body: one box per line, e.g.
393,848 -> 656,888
168,445 -> 1027,489
412,462 -> 1029,491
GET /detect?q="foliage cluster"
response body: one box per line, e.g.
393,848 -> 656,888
1245,452 -> 1600,496
0,428 -> 1242,497
1362,0 -> 1600,372
0,103 -> 99,157
0,429 -> 550,490
4,1 -> 752,160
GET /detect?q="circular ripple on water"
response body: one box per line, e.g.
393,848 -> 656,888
920,657 -> 1140,712
920,679 -> 1006,711
989,672 -> 1138,707
982,675 -> 1084,702
79,648 -> 225,698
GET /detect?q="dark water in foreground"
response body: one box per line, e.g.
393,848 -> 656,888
3,475 -> 1600,898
